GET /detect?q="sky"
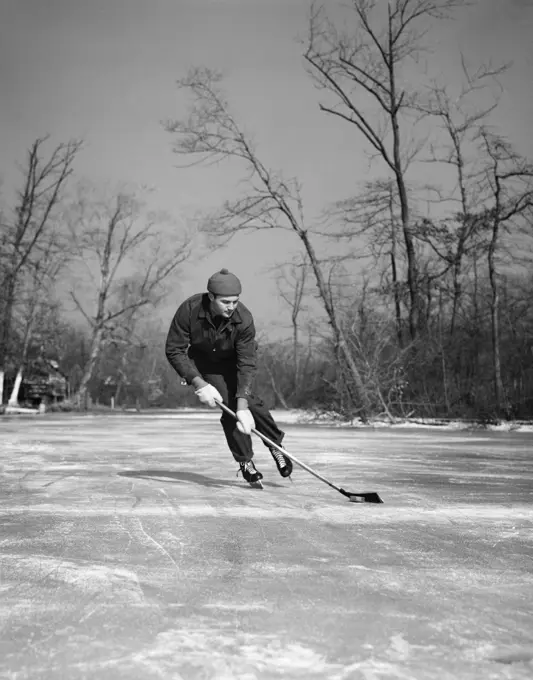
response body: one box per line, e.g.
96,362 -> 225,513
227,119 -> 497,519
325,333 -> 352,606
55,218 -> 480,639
1,0 -> 533,336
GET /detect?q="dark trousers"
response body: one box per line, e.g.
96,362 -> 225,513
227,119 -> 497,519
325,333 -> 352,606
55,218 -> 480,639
199,364 -> 285,463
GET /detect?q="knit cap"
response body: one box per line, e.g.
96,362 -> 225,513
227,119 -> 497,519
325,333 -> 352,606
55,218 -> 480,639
207,268 -> 242,296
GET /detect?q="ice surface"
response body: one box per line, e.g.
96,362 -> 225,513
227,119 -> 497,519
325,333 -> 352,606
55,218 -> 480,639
1,413 -> 532,680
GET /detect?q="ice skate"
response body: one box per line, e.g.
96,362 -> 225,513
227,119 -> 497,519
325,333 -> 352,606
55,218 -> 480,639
269,446 -> 293,478
239,460 -> 264,488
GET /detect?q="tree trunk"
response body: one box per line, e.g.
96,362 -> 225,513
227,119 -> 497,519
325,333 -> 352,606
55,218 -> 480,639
114,379 -> 123,407
392,122 -> 420,340
8,369 -> 24,406
292,320 -> 299,395
489,242 -> 503,415
387,9 -> 421,341
450,221 -> 467,338
0,276 -> 16,405
490,283 -> 504,414
448,125 -> 470,340
488,218 -> 506,416
76,326 -> 105,409
438,290 -> 450,415
7,303 -> 37,407
389,191 -> 403,348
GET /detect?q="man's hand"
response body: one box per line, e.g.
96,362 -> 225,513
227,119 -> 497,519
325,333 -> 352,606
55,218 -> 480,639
236,409 -> 255,435
194,383 -> 223,408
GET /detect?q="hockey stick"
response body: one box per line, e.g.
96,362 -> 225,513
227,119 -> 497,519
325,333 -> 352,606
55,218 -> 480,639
217,401 -> 383,504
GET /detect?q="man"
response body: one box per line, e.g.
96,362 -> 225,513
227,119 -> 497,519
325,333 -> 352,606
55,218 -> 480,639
165,268 -> 292,485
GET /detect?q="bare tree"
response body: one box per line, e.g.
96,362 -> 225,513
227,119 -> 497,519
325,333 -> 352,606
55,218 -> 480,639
7,234 -> 65,406
413,58 -> 508,336
275,254 -> 310,394
304,0 -> 463,339
66,186 -> 192,408
165,68 -> 371,420
477,131 -> 533,415
0,137 -> 81,403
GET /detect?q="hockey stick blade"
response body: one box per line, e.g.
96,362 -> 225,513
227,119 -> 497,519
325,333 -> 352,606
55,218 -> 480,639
340,489 -> 384,504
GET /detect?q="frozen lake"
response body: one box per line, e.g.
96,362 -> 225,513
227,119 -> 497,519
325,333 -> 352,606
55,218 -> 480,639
1,411 -> 532,679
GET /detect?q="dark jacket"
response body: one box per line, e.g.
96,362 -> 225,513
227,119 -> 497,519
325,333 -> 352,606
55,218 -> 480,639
165,293 -> 257,399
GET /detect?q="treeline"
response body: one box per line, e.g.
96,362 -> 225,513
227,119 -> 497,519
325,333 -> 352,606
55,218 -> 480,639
2,0 -> 533,421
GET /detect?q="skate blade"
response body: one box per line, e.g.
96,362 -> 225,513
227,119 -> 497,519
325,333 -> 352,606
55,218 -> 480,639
249,480 -> 264,489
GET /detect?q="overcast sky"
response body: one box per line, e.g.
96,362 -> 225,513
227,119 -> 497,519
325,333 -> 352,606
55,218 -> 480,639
1,0 -> 532,334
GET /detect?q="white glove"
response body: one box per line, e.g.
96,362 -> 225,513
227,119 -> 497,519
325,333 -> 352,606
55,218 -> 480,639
194,384 -> 222,408
236,409 -> 255,435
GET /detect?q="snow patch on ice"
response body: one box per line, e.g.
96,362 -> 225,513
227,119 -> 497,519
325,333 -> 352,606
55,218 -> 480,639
269,409 -> 533,432
129,626 -> 338,678
146,408 -> 533,432
1,554 -> 145,601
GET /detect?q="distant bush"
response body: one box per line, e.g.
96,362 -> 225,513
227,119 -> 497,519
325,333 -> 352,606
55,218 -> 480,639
47,400 -> 76,412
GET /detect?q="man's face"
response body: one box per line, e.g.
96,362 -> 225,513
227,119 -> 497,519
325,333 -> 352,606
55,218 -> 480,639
209,293 -> 239,318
